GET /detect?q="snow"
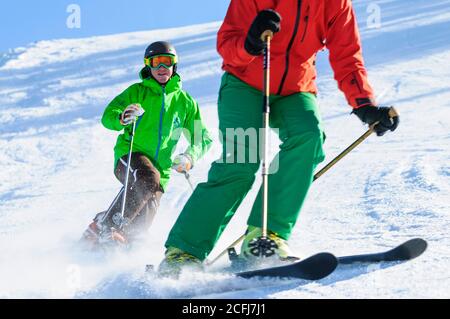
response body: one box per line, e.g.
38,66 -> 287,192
0,1 -> 449,298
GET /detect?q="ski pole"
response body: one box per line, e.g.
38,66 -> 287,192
313,128 -> 374,181
182,171 -> 195,192
206,107 -> 399,265
99,186 -> 125,225
205,234 -> 246,266
119,108 -> 144,227
119,120 -> 137,224
260,30 -> 273,239
314,107 -> 399,181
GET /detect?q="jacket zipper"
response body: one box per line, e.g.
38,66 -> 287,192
277,0 -> 302,95
300,5 -> 310,42
154,86 -> 166,161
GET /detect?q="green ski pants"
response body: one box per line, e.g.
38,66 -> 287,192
165,73 -> 325,260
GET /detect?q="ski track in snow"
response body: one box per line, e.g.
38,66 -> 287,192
0,0 -> 449,298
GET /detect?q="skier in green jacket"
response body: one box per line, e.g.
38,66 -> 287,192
81,41 -> 212,249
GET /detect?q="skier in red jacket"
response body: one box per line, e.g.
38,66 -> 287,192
159,0 -> 399,273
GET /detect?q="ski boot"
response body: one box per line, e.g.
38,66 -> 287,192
80,211 -> 128,250
158,247 -> 203,278
240,226 -> 300,262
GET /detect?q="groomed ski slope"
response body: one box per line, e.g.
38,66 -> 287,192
0,0 -> 449,298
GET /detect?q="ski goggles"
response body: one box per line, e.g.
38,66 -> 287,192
144,54 -> 177,69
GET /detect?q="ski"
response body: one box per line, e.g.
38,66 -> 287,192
337,238 -> 427,265
233,238 -> 427,280
146,239 -> 427,281
235,252 -> 338,280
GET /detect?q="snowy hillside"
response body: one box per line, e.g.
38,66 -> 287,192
0,0 -> 449,298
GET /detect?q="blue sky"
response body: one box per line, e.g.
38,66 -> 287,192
0,0 -> 230,53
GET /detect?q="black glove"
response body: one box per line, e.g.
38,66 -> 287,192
244,9 -> 281,56
353,105 -> 400,136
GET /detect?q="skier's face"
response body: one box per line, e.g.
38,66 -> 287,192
151,66 -> 173,84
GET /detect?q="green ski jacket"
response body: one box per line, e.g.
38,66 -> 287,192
101,71 -> 212,190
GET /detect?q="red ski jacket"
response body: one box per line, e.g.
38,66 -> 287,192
217,0 -> 375,108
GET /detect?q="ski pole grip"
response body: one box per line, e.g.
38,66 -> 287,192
368,106 -> 400,132
261,30 -> 273,41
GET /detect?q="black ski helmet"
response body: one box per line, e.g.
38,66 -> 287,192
144,41 -> 178,74
145,41 -> 177,59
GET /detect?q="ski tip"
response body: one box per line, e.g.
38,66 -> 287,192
235,252 -> 338,281
308,252 -> 338,262
300,252 -> 338,280
309,252 -> 338,259
385,237 -> 428,261
401,238 -> 428,259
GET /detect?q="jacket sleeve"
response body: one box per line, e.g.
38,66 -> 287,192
217,0 -> 259,68
101,85 -> 136,131
326,0 -> 375,108
183,98 -> 213,164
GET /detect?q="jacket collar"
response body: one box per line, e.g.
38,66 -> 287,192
139,67 -> 182,94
